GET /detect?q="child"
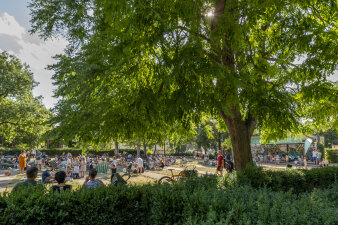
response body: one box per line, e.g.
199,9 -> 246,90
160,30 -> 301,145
5,167 -> 12,176
73,164 -> 80,179
65,166 -> 73,182
304,157 -> 307,169
275,154 -> 280,164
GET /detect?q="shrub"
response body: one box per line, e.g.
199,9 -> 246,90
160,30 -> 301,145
219,165 -> 338,194
325,148 -> 338,163
1,176 -> 338,224
146,150 -> 154,155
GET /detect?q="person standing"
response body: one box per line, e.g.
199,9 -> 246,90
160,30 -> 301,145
136,156 -> 143,176
80,156 -> 86,178
35,150 -> 42,170
285,154 -> 289,165
18,150 -> 27,174
316,150 -> 322,166
216,150 -> 224,176
31,149 -> 36,159
312,149 -> 317,165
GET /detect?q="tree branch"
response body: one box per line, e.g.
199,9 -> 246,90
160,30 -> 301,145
263,57 -> 298,67
177,26 -> 210,42
0,121 -> 18,126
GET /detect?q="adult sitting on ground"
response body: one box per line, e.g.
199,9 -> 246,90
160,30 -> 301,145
12,167 -> 39,192
52,171 -> 72,192
83,168 -> 105,189
42,167 -> 55,183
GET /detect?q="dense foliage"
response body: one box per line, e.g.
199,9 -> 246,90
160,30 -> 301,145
0,148 -> 143,157
219,165 -> 338,194
0,52 -> 51,148
2,174 -> 338,224
321,129 -> 338,148
325,148 -> 338,163
0,148 -> 196,157
29,0 -> 338,170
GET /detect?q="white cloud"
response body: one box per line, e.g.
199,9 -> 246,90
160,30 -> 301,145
0,12 -> 25,38
0,12 -> 68,109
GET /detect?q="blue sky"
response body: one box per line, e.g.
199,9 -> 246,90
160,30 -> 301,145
0,0 -> 67,109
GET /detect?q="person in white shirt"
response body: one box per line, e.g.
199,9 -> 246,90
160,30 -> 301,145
312,150 -> 317,165
67,156 -> 72,167
31,149 -> 36,159
112,156 -> 117,167
136,157 -> 143,176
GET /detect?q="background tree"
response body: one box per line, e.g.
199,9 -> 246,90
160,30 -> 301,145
320,129 -> 338,148
30,0 -> 338,169
0,52 -> 51,148
194,117 -> 227,154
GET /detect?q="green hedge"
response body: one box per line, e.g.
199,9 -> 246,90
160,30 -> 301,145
1,176 -> 338,224
325,148 -> 338,163
219,165 -> 338,194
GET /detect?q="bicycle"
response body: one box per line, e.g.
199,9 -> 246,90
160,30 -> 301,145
121,163 -> 133,181
158,166 -> 198,184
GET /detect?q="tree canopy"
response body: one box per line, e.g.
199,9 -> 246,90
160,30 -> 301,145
30,0 -> 338,169
0,52 -> 51,148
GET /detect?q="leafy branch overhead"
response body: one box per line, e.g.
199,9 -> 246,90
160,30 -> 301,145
29,0 -> 338,169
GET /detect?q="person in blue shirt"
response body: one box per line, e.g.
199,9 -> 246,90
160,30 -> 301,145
35,150 -> 42,170
42,167 -> 54,183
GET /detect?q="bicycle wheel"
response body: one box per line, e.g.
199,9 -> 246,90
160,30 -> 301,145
158,176 -> 173,184
122,173 -> 131,181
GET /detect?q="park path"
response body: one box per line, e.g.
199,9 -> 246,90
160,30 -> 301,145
142,166 -> 213,181
142,171 -> 164,180
0,170 -> 19,193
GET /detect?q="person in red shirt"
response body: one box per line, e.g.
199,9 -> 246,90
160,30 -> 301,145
216,150 -> 224,176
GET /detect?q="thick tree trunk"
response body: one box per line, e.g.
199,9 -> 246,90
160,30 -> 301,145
221,109 -> 257,170
114,141 -> 119,155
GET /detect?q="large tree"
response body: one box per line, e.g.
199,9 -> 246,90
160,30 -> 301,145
30,0 -> 338,169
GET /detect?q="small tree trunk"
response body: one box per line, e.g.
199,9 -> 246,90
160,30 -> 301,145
114,141 -> 119,155
221,108 -> 257,170
143,139 -> 147,157
137,142 -> 141,157
218,132 -> 221,150
164,141 -> 166,156
203,147 -> 207,155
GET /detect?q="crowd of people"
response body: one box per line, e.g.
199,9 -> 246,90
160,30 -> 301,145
254,148 -> 329,168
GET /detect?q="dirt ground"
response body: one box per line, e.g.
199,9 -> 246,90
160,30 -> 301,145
0,159 -> 326,193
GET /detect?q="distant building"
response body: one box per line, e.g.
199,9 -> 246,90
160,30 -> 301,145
250,134 -> 324,156
45,137 -> 64,149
